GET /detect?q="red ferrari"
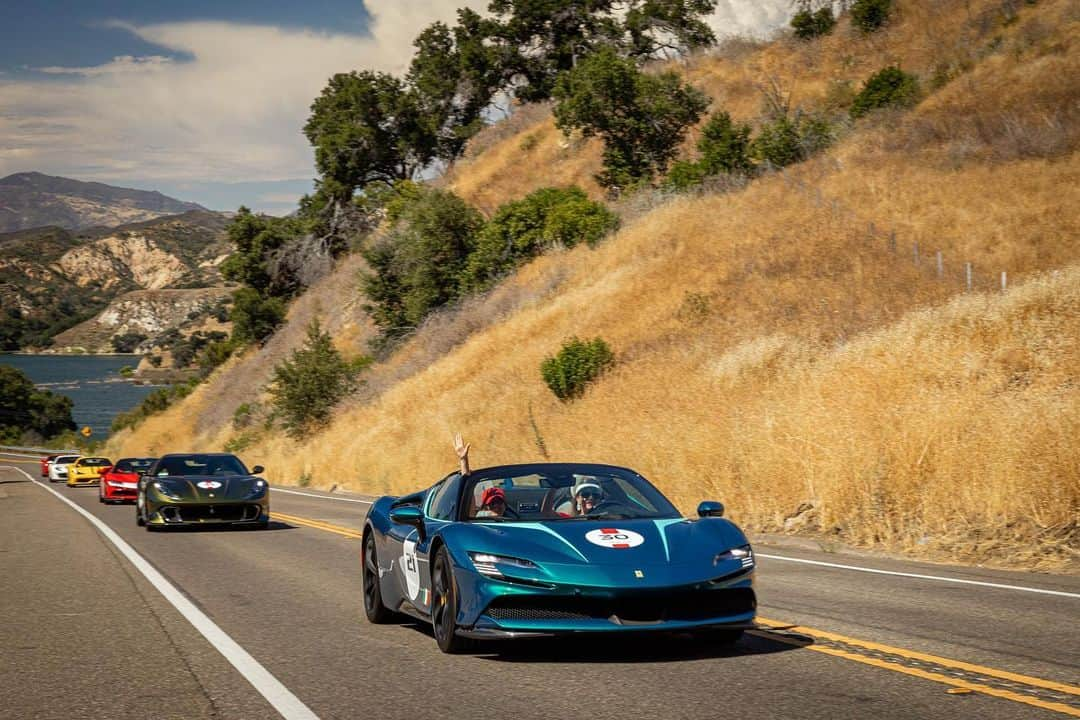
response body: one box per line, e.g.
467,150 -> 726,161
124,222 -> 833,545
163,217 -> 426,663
40,454 -> 60,478
99,457 -> 156,504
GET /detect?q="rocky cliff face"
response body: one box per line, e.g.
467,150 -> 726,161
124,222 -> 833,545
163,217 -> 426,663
51,288 -> 233,353
0,211 -> 232,350
0,172 -> 205,233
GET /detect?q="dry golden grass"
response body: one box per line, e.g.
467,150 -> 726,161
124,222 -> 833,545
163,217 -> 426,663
108,0 -> 1080,568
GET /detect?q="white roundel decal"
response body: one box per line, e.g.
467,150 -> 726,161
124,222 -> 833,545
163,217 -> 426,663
197,480 -> 223,489
585,528 -> 644,549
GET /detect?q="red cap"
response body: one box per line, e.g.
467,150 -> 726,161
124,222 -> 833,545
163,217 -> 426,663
480,486 -> 506,508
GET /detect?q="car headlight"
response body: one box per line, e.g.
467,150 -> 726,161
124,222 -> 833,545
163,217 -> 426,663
714,544 -> 754,569
246,479 -> 268,499
152,481 -> 183,500
468,552 -> 538,577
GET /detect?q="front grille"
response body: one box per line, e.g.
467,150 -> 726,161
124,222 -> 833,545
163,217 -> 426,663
167,504 -> 260,522
484,588 -> 755,624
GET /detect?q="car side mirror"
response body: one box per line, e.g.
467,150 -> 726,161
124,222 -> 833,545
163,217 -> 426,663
697,501 -> 725,518
251,465 -> 265,475
389,505 -> 425,540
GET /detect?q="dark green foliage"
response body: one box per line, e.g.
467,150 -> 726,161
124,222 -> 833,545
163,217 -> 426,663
111,379 -> 199,433
553,48 -> 710,188
230,288 -> 286,345
168,330 -> 228,368
751,113 -> 835,168
751,116 -> 803,167
408,10 -> 504,165
110,331 -> 147,354
791,4 -> 837,39
0,365 -> 76,442
197,339 -> 236,375
664,160 -> 709,190
304,71 -> 432,194
541,336 -> 616,401
269,321 -> 366,437
698,111 -> 754,175
851,66 -> 920,118
220,208 -> 308,298
850,0 -> 893,33
360,188 -> 484,338
460,187 -> 618,291
489,0 -> 718,102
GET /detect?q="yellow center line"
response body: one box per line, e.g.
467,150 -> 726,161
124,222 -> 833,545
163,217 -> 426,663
271,511 -> 363,539
754,617 -> 1080,717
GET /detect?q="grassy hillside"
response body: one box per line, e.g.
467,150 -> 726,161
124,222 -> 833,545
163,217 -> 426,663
108,0 -> 1079,569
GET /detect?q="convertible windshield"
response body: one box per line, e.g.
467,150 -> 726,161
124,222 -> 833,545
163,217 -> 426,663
154,454 -> 248,477
114,458 -> 155,473
462,463 -> 680,522
80,457 -> 111,466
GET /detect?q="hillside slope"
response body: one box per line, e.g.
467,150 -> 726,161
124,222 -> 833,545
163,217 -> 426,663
108,0 -> 1080,568
0,172 -> 205,233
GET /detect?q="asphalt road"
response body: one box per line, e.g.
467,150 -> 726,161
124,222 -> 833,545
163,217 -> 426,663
2,458 -> 1077,720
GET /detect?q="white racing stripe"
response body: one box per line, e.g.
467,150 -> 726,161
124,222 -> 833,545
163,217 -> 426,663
5,466 -> 321,720
272,486 -> 373,505
757,552 -> 1080,599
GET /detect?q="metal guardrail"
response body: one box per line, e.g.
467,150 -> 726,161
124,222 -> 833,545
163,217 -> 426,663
0,444 -> 78,456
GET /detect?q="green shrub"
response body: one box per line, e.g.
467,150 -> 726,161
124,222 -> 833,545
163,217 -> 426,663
791,6 -> 837,39
752,116 -> 803,167
110,331 -> 147,354
269,320 -> 365,437
664,160 -> 709,190
851,0 -> 893,33
460,186 -> 617,292
698,111 -> 754,175
230,288 -> 286,345
197,339 -> 236,375
541,337 -> 615,401
360,187 -> 483,339
553,47 -> 709,188
0,365 -> 76,441
851,66 -> 920,118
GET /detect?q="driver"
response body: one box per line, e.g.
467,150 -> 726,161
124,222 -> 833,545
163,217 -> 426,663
475,486 -> 507,518
571,479 -> 605,516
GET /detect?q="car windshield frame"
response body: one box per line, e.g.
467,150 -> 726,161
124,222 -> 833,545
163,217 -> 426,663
458,463 -> 680,523
80,457 -> 111,467
152,454 -> 249,477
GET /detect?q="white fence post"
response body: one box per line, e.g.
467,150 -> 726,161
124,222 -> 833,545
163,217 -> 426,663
966,263 -> 973,291
936,251 -> 943,278
1001,271 -> 1007,292
913,241 -> 920,266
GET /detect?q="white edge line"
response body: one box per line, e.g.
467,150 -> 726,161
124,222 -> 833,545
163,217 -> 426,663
272,486 -> 373,504
756,552 -> 1080,599
5,466 -> 321,720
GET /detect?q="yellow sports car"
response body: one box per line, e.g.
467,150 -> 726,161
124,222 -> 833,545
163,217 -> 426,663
67,457 -> 113,487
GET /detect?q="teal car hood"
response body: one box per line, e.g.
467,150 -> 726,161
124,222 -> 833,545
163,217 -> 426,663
453,517 -> 748,568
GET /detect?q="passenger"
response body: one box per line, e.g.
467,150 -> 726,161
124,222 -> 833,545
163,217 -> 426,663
475,486 -> 507,518
571,479 -> 605,516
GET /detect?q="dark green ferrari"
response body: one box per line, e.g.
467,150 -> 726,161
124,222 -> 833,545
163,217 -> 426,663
135,453 -> 269,530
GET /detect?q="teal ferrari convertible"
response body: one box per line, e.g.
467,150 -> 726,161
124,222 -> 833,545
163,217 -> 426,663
362,463 -> 756,653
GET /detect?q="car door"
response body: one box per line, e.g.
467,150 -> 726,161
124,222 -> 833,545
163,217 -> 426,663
383,473 -> 461,617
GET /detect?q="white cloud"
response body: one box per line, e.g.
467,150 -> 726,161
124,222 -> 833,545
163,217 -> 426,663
0,1 -> 789,190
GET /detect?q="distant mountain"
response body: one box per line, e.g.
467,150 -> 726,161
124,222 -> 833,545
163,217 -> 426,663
0,210 -> 232,350
0,172 -> 206,233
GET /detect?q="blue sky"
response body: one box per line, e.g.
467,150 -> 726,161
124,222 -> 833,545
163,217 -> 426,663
0,1 -> 789,214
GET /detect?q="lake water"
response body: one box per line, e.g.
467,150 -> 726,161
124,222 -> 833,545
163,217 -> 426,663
0,354 -> 160,438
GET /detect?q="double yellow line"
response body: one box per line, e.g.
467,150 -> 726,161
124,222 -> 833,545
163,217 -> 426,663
754,617 -> 1080,716
271,511 -> 363,539
271,508 -> 1078,716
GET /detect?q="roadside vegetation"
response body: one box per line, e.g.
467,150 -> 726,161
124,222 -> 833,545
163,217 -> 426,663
108,0 -> 1080,569
0,365 -> 76,444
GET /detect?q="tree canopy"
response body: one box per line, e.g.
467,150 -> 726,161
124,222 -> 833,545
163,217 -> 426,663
0,365 -> 76,442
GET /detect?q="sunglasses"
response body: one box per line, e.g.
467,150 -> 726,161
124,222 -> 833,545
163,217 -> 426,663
578,489 -> 602,500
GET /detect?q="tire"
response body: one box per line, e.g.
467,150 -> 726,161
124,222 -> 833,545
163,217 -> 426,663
431,546 -> 471,653
362,531 -> 394,624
